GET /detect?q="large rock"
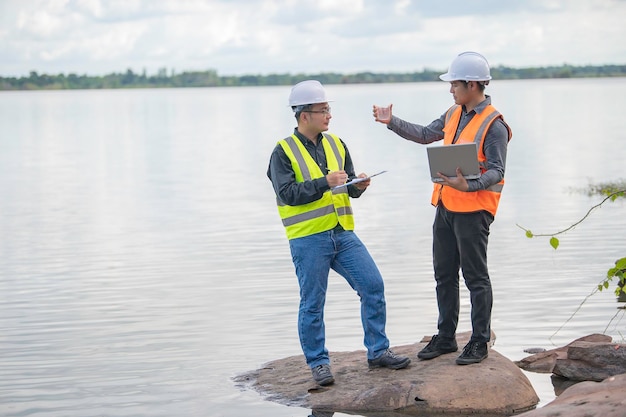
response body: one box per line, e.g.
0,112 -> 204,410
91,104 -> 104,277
234,332 -> 539,416
515,334 -> 612,374
553,340 -> 626,381
515,373 -> 626,417
516,334 -> 626,396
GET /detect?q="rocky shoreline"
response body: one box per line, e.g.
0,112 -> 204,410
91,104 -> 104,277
234,332 -> 626,416
234,331 -> 538,415
515,333 -> 626,417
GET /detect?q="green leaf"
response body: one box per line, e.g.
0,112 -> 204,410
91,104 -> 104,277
549,237 -> 559,249
525,230 -> 533,238
604,281 -> 610,289
608,258 -> 626,278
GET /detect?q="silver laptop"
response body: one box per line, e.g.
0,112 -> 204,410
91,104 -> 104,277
426,143 -> 481,183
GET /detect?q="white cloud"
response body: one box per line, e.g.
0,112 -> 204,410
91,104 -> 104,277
0,0 -> 624,77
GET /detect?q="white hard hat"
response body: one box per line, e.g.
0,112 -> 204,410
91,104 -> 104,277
288,80 -> 333,107
439,51 -> 492,82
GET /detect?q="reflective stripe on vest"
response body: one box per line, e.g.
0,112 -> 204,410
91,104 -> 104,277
432,104 -> 512,216
276,133 -> 354,239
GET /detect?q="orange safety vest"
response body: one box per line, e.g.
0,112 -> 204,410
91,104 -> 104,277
430,104 -> 512,216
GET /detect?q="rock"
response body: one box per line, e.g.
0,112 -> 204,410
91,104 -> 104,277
553,340 -> 626,381
523,347 -> 547,354
515,350 -> 561,374
516,334 -> 626,398
234,331 -> 539,415
515,373 -> 626,417
515,333 -> 612,373
549,374 -> 581,396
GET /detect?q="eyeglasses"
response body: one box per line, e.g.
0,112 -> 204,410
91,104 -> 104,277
303,106 -> 331,115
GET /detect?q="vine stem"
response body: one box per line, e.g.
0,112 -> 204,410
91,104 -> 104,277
548,284 -> 626,344
604,308 -> 626,335
549,287 -> 599,345
516,188 -> 626,343
517,189 -> 625,237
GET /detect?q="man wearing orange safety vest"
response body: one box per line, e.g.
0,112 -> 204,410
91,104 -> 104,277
372,52 -> 512,365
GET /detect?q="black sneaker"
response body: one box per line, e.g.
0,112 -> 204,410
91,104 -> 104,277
456,341 -> 488,365
417,334 -> 458,359
368,349 -> 411,369
311,364 -> 335,386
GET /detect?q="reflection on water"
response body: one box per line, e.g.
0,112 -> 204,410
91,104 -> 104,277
0,79 -> 625,417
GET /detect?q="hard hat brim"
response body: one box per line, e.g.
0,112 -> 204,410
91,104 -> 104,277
288,99 -> 334,107
439,73 -> 492,82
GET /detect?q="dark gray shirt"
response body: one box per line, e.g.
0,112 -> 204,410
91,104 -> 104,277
267,128 -> 364,207
387,96 -> 510,192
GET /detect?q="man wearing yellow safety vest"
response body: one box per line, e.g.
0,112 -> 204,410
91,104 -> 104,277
267,80 -> 410,386
373,52 -> 512,365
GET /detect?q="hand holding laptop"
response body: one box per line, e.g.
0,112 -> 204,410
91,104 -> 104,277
427,143 -> 480,183
426,143 -> 480,192
435,167 -> 471,191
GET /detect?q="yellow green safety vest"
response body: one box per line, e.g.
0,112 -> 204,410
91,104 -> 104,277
277,133 -> 354,240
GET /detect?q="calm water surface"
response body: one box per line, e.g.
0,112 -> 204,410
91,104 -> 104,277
0,79 -> 625,417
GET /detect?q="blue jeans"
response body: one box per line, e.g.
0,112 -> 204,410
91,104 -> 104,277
289,229 -> 389,368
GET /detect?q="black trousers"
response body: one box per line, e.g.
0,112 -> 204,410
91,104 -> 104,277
432,205 -> 494,343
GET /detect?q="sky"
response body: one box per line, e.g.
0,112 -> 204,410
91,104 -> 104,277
1,0 -> 625,78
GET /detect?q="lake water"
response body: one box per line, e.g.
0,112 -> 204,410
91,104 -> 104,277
0,78 -> 625,417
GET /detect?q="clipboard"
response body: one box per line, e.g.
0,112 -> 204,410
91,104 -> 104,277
332,170 -> 387,190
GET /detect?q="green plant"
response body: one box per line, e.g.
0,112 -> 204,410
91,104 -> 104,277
517,185 -> 625,296
516,183 -> 625,341
604,258 -> 626,296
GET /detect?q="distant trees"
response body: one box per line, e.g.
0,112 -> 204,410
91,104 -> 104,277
1,64 -> 625,91
491,64 -> 626,80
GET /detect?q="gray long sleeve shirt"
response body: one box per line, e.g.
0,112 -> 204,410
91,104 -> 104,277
387,96 -> 510,192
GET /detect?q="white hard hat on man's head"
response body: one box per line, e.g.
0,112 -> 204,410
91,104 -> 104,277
439,51 -> 492,82
288,80 -> 333,107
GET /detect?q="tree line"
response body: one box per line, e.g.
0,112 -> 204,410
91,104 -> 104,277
1,64 -> 625,91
